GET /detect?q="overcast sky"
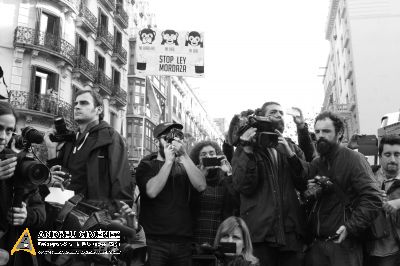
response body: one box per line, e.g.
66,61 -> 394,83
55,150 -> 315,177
150,0 -> 331,130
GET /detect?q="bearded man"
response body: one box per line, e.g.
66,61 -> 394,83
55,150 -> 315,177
232,102 -> 315,266
135,122 -> 206,266
285,111 -> 382,266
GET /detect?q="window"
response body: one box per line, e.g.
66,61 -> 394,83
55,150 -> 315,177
33,67 -> 59,95
77,36 -> 87,56
98,10 -> 108,31
96,53 -> 105,71
40,12 -> 60,36
110,112 -> 117,128
114,27 -> 122,47
128,41 -> 136,75
112,68 -> 121,86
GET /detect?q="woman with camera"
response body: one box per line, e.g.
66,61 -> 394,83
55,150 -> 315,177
214,216 -> 259,266
190,141 -> 240,246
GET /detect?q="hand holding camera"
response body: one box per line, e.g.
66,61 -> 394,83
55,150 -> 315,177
0,154 -> 17,180
275,130 -> 295,157
48,165 -> 71,190
7,201 -> 27,226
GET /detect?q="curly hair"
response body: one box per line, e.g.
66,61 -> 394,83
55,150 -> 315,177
189,140 -> 223,165
314,111 -> 345,141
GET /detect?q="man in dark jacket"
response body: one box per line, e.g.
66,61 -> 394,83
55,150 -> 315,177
365,134 -> 400,266
232,102 -> 314,266
45,89 -> 133,203
288,111 -> 382,266
0,101 -> 45,265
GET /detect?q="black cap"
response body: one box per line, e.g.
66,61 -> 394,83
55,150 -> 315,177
153,122 -> 183,138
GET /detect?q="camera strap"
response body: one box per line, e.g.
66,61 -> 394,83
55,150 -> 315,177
54,194 -> 84,230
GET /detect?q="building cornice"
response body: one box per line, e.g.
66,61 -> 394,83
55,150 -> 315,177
325,0 -> 340,40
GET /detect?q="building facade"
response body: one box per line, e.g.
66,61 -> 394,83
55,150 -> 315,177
0,0 -> 130,137
322,0 -> 400,140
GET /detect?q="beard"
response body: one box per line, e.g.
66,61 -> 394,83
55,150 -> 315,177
316,138 -> 336,156
272,119 -> 285,133
385,163 -> 399,176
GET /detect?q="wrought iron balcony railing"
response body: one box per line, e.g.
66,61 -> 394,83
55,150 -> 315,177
14,26 -> 75,65
78,5 -> 97,34
9,90 -> 73,121
74,55 -> 96,81
112,45 -> 127,65
94,70 -> 113,95
98,0 -> 115,12
96,26 -> 113,51
115,4 -> 128,29
112,84 -> 127,106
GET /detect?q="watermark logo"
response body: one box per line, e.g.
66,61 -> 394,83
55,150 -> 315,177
11,228 -> 36,256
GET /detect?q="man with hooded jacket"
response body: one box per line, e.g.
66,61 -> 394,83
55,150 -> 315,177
45,89 -> 133,204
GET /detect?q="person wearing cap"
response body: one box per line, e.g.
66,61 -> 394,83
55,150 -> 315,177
136,122 -> 206,266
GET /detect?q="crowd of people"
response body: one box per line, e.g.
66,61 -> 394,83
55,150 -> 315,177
0,93 -> 399,266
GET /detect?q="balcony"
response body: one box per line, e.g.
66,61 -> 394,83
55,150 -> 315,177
111,84 -> 128,106
14,26 -> 75,66
56,0 -> 81,15
94,70 -> 113,95
112,45 -> 127,65
9,90 -> 73,121
73,55 -> 96,83
115,4 -> 129,29
76,5 -> 97,35
96,27 -> 113,52
98,0 -> 115,12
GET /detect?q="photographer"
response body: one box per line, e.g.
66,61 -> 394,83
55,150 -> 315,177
0,101 -> 45,265
44,89 -> 133,202
287,111 -> 382,266
190,141 -> 239,246
231,102 -> 313,266
136,122 -> 206,266
213,216 -> 259,266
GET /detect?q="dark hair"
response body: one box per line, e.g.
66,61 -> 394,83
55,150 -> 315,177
189,140 -> 223,165
75,90 -> 104,121
0,101 -> 17,120
379,134 -> 400,156
259,101 -> 280,116
314,111 -> 345,141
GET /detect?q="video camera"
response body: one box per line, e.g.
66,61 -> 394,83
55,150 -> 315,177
238,115 -> 279,148
2,126 -> 50,207
49,116 -> 75,142
303,176 -> 334,201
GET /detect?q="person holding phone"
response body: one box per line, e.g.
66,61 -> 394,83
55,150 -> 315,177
214,216 -> 259,266
136,122 -> 206,266
190,141 -> 240,246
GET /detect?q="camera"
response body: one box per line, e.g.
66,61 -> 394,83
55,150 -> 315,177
303,176 -> 334,201
49,116 -> 75,142
202,156 -> 224,167
1,126 -> 50,207
239,115 -> 279,148
164,128 -> 184,143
